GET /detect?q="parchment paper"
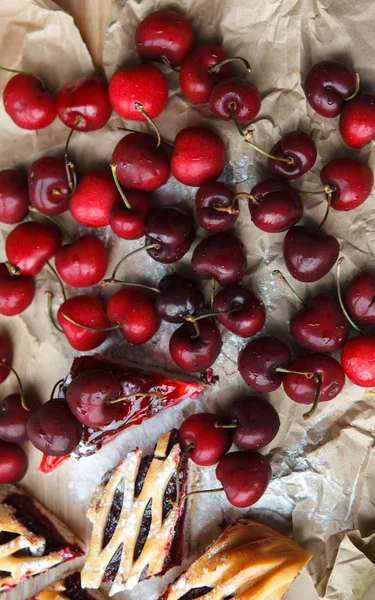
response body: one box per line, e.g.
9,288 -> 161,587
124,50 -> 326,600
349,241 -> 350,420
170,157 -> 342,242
1,1 -> 375,599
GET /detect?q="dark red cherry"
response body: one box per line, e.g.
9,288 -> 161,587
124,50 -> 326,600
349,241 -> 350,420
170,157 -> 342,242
249,179 -> 303,233
6,221 -> 61,276
57,75 -> 112,131
110,191 -> 151,240
228,396 -> 280,449
3,73 -> 56,130
179,45 -> 231,104
320,158 -> 374,211
341,336 -> 375,387
155,274 -> 203,323
27,398 -> 82,456
171,126 -> 225,186
238,335 -> 291,392
55,235 -> 109,288
212,284 -> 265,338
0,334 -> 12,384
0,263 -> 35,316
216,450 -> 271,508
170,318 -> 222,372
66,370 -> 121,427
304,61 -> 358,118
70,170 -> 118,227
106,286 -> 160,344
109,64 -> 168,120
58,295 -> 111,351
192,231 -> 247,286
0,169 -> 29,224
346,272 -> 375,325
178,412 -> 232,466
145,207 -> 196,263
195,181 -> 239,232
0,393 -> 39,443
339,94 -> 375,148
209,78 -> 261,123
0,440 -> 28,483
28,156 -> 70,216
283,354 -> 345,405
268,132 -> 317,180
284,226 -> 340,283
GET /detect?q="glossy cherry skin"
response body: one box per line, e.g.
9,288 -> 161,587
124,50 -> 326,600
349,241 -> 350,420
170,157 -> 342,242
3,74 -> 56,130
155,273 -> 203,323
145,207 -> 196,263
192,232 -> 247,286
27,398 -> 82,456
238,336 -> 291,392
0,393 -> 39,443
249,179 -> 303,233
209,78 -> 261,123
320,158 -> 374,211
283,354 -> 345,404
284,226 -> 340,283
57,75 -> 111,131
169,318 -> 222,373
339,94 -> 375,148
135,9 -> 195,66
66,370 -> 121,427
0,263 -> 35,316
180,45 -> 231,104
28,156 -> 70,215
290,294 -> 350,353
195,181 -> 238,232
106,286 -> 160,344
268,132 -> 317,180
346,272 -> 375,325
229,396 -> 280,450
109,64 -> 168,120
178,412 -> 232,466
110,191 -> 151,240
57,295 -> 110,351
341,336 -> 375,387
70,170 -> 118,227
112,132 -> 170,192
0,440 -> 28,483
304,61 -> 357,118
0,169 -> 29,224
212,284 -> 266,338
6,221 -> 61,276
0,335 -> 12,384
55,235 -> 108,288
216,450 -> 271,508
171,126 -> 225,186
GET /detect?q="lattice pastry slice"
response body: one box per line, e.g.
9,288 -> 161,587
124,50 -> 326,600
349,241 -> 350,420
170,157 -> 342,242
159,518 -> 312,600
81,429 -> 188,596
30,571 -> 107,600
0,485 -> 84,594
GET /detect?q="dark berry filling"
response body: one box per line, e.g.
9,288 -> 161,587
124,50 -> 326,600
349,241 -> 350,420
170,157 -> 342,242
63,572 -> 96,600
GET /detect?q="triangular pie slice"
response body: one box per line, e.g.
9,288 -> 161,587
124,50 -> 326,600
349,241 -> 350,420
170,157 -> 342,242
30,571 -> 107,600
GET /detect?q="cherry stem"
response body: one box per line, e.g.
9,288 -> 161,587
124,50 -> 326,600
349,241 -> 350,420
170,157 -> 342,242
175,442 -> 194,504
60,313 -> 121,332
134,102 -> 161,149
108,391 -> 163,404
5,261 -> 20,276
210,278 -> 216,310
64,116 -> 84,194
303,373 -> 324,419
180,487 -> 225,503
213,202 -> 240,215
110,163 -> 132,210
106,243 -> 161,282
336,257 -> 363,334
214,422 -> 237,429
317,185 -> 335,231
208,56 -> 251,74
161,57 -> 180,72
185,307 -> 240,324
0,65 -> 45,88
100,279 -> 160,293
117,126 -> 173,148
46,261 -> 67,301
272,270 -> 307,307
50,378 -> 64,401
28,206 -> 71,240
275,366 -> 315,378
46,291 -> 63,334
345,73 -> 360,101
0,361 -> 28,410
233,192 -> 256,204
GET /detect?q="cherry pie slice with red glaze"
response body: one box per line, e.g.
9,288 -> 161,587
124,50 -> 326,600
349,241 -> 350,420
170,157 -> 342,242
30,571 -> 107,600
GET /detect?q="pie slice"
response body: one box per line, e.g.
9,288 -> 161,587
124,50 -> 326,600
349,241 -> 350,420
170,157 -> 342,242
30,571 -> 107,600
0,485 -> 84,594
39,355 -> 203,473
159,517 -> 312,600
81,429 -> 188,596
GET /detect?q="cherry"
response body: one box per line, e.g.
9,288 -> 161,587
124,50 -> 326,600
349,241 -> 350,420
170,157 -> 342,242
28,156 -> 70,216
341,336 -> 375,387
70,169 -> 118,227
0,335 -> 12,384
320,158 -> 374,212
346,272 -> 375,325
192,232 -> 247,286
170,318 -> 222,372
0,440 -> 28,483
145,206 -> 196,263
304,61 -> 358,118
0,262 -> 35,316
216,450 -> 271,508
0,393 -> 39,443
179,45 -> 233,104
178,412 -> 232,466
28,398 -> 82,456
135,9 -> 195,67
6,221 -> 61,276
2,69 -> 56,130
209,78 -> 261,123
106,286 -> 160,344
224,396 -> 280,449
109,64 -> 168,120
339,94 -> 375,148
57,295 -> 111,351
66,369 -> 121,427
268,132 -> 317,180
155,273 -> 203,323
0,169 -> 28,224
238,335 -> 291,392
55,234 -> 108,288
195,181 -> 239,232
212,284 -> 265,338
170,126 -> 225,186
248,179 -> 303,233
284,225 -> 340,283
57,75 -> 111,131
109,164 -> 151,240
112,132 -> 170,192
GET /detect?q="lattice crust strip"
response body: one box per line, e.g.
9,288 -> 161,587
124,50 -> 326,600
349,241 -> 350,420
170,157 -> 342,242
161,518 -> 312,600
81,431 -> 187,596
31,572 -> 107,600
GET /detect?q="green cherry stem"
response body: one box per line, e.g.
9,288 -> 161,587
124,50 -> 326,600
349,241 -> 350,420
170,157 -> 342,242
336,257 -> 363,333
175,442 -> 194,505
28,206 -> 71,240
110,163 -> 132,210
46,291 -> 63,334
303,373 -> 324,419
64,116 -> 84,194
0,65 -> 45,88
275,366 -> 315,378
344,73 -> 360,101
117,126 -> 173,148
46,261 -> 67,301
49,378 -> 65,401
208,56 -> 251,74
214,422 -> 237,429
185,307 -> 240,339
100,279 -> 160,293
272,270 -> 307,307
0,361 -> 28,410
60,313 -> 121,332
103,243 -> 161,283
180,487 -> 225,504
134,102 -> 161,149
317,185 -> 336,231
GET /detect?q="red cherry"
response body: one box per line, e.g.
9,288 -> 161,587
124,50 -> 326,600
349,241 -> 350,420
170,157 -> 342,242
3,73 -> 56,130
216,450 -> 271,508
28,156 -> 70,216
212,284 -> 265,338
0,440 -> 28,483
228,396 -> 280,450
268,132 -> 317,180
66,370 -> 121,427
169,318 -> 222,373
178,413 -> 232,466
145,206 -> 196,263
110,191 -> 151,240
284,226 -> 340,283
0,334 -> 12,384
304,61 -> 358,118
58,295 -> 111,351
195,181 -> 239,232
192,232 -> 247,286
346,272 -> 375,325
135,9 -> 195,67
179,45 -> 231,104
283,354 -> 345,405
238,336 -> 291,392
70,170 -> 118,227
106,286 -> 160,344
57,75 -> 112,131
0,263 -> 35,316
209,78 -> 261,123
249,179 -> 303,233
6,221 -> 61,276
0,393 -> 39,443
320,158 -> 374,211
339,94 -> 375,148
55,235 -> 108,288
341,336 -> 375,387
28,398 -> 82,456
171,126 -> 225,186
109,64 -> 168,120
0,169 -> 29,224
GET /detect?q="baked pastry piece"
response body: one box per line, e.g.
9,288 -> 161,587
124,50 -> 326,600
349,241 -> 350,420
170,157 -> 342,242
159,518 -> 312,600
81,429 -> 188,596
0,485 -> 84,594
30,571 -> 107,600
